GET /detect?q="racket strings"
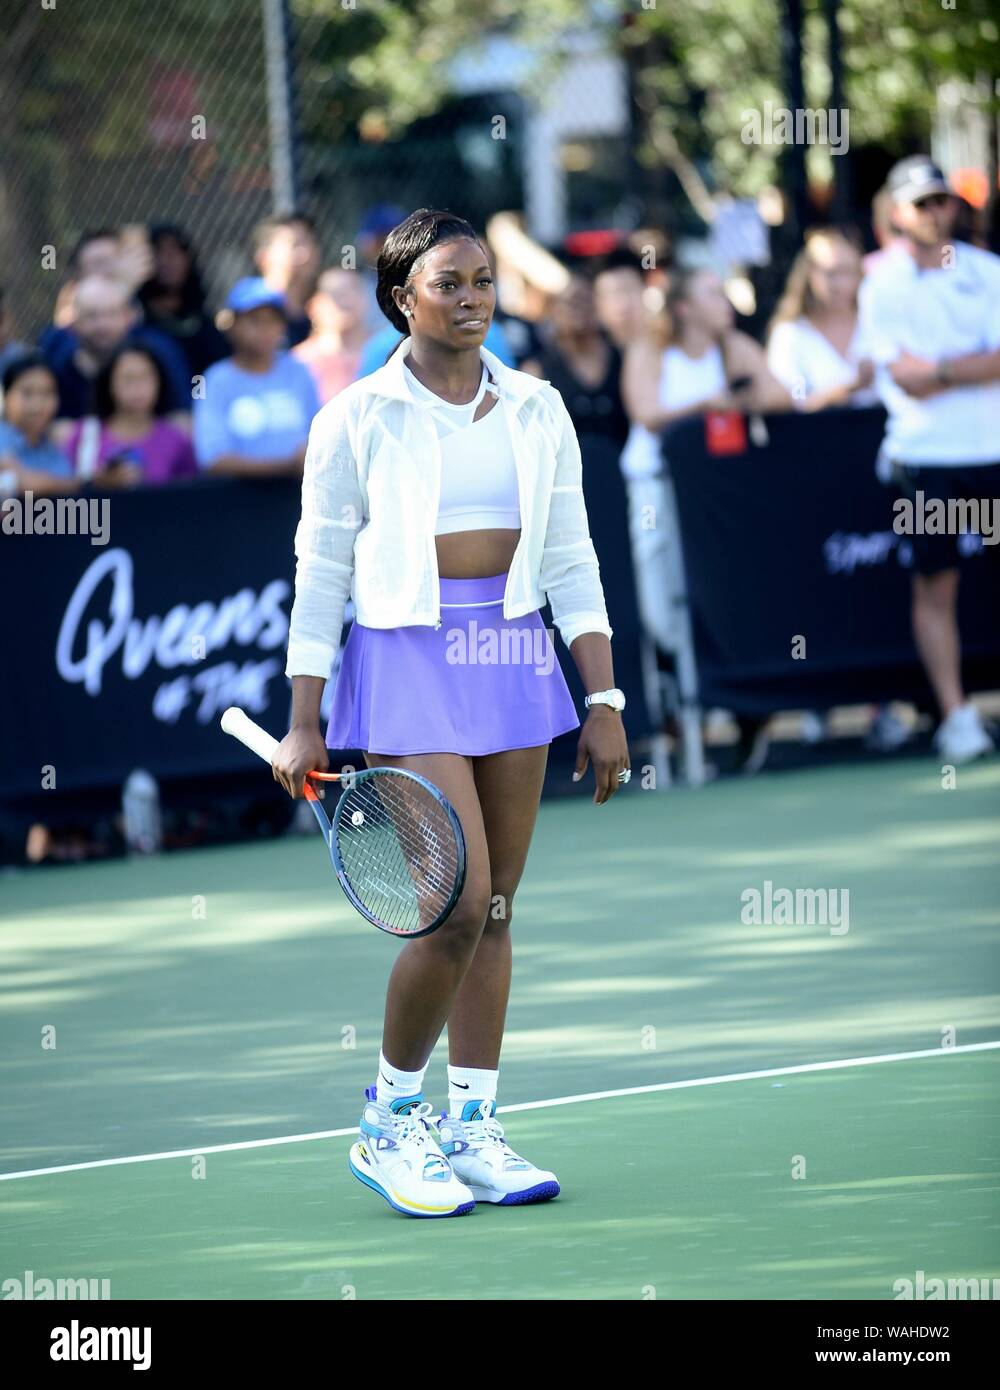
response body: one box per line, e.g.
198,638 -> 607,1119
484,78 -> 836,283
353,790 -> 452,927
335,772 -> 462,934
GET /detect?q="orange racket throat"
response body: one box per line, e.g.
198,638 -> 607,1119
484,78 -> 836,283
304,770 -> 342,802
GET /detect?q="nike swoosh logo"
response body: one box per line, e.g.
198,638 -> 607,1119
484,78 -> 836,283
452,1082 -> 470,1089
380,1073 -> 394,1085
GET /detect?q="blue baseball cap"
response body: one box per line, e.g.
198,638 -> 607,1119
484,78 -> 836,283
224,277 -> 287,315
358,203 -> 407,239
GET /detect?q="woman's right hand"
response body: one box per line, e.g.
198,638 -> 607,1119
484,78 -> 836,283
272,724 -> 329,799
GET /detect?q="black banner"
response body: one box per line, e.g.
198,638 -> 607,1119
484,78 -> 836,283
2,477 -> 301,802
1,461 -> 652,810
665,407 -> 1000,715
550,429 -> 651,743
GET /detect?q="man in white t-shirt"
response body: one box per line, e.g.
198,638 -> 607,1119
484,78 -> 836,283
859,155 -> 1000,764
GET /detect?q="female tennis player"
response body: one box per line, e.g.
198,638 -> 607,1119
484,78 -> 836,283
273,209 -> 630,1217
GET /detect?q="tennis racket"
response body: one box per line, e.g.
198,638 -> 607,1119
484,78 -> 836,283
220,707 -> 467,938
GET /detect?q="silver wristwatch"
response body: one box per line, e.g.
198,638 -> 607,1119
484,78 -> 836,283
584,687 -> 626,713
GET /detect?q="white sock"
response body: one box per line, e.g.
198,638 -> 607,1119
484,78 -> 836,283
448,1064 -> 499,1118
376,1050 -> 427,1109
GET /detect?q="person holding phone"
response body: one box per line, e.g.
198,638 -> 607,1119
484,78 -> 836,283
64,343 -> 196,485
623,268 -> 791,433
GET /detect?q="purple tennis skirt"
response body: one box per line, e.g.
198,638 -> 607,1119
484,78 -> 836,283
325,571 -> 580,756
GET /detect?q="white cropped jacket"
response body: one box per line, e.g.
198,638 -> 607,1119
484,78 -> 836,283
285,338 -> 613,679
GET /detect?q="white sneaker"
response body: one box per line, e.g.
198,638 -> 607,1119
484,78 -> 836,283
438,1099 -> 560,1206
934,704 -> 994,764
349,1087 -> 475,1218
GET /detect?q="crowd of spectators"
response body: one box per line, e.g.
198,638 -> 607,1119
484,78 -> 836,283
2,163 -> 998,769
1,181 -> 985,494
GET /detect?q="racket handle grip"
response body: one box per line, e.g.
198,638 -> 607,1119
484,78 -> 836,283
220,707 -> 280,764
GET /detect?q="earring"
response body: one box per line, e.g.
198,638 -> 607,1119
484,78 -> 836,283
403,309 -> 412,317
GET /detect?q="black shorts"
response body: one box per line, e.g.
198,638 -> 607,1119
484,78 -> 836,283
891,460 -> 1000,577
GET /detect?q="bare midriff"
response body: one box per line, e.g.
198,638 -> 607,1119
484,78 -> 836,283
431,389 -> 520,579
435,527 -> 521,579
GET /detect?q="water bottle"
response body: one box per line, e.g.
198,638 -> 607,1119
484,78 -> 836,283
122,769 -> 162,854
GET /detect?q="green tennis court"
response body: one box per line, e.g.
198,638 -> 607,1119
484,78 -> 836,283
2,755 -> 998,1299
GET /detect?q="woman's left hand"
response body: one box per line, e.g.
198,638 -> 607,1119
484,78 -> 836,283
573,708 -> 630,804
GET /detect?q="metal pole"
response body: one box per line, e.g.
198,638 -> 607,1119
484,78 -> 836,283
987,74 -> 1000,254
262,0 -> 300,213
824,0 -> 851,223
620,11 -> 645,228
780,0 -> 808,246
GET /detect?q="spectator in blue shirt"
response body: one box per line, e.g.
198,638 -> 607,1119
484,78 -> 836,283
0,354 -> 76,495
194,278 -> 319,477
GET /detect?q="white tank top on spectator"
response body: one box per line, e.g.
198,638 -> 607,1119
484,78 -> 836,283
621,343 -> 727,480
405,361 -> 521,535
767,317 -> 879,407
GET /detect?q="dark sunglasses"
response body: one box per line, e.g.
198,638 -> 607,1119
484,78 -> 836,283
913,193 -> 950,210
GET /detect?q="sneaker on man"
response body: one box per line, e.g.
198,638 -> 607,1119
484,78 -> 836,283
866,706 -> 911,753
349,1086 -> 475,1218
438,1099 -> 560,1206
935,703 -> 994,764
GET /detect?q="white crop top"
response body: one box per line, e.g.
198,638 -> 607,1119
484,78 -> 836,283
405,362 -> 522,536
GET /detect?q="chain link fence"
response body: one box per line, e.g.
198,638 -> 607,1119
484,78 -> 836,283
4,1 -> 995,350
3,1 -> 285,338
1,0 -> 586,346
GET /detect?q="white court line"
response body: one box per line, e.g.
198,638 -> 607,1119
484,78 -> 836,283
1,1040 -> 997,1184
